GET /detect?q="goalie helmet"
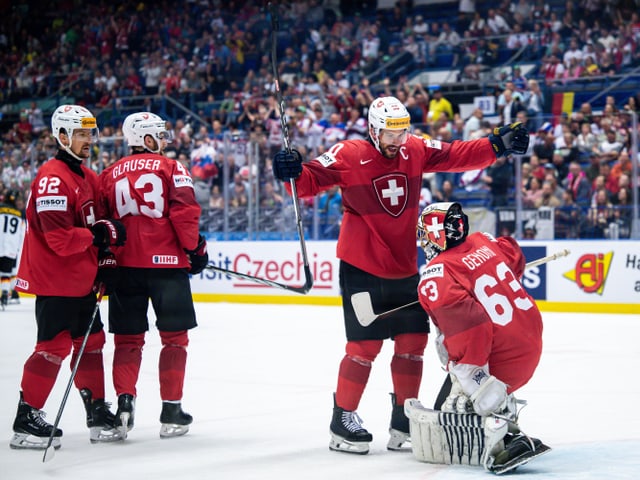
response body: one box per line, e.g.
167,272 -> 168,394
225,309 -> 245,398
51,104 -> 99,147
417,202 -> 468,261
368,96 -> 411,153
122,112 -> 173,153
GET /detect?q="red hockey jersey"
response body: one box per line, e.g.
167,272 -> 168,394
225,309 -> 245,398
98,153 -> 201,268
16,158 -> 101,297
289,135 -> 496,278
417,233 -> 543,393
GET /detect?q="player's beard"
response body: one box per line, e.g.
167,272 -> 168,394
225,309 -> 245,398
381,143 -> 400,159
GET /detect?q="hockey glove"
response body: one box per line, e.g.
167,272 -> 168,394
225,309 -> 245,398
488,122 -> 530,157
94,248 -> 119,295
273,149 -> 303,181
91,219 -> 127,248
186,234 -> 209,275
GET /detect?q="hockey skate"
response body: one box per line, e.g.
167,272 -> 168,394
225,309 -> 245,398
9,290 -> 20,304
488,433 -> 551,475
10,392 -> 62,450
115,394 -> 135,440
79,389 -> 123,443
387,393 -> 411,451
159,401 -> 192,438
1,291 -> 8,310
329,394 -> 372,455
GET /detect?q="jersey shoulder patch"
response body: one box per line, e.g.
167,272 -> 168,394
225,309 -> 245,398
316,151 -> 337,167
423,138 -> 442,150
421,262 -> 445,280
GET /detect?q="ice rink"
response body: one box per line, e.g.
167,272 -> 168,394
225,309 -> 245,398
1,298 -> 639,479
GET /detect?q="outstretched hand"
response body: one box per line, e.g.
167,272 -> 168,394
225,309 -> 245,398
272,149 -> 303,181
488,122 -> 530,157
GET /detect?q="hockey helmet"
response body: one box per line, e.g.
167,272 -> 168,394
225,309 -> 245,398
51,105 -> 98,145
122,112 -> 173,154
368,96 -> 411,153
4,189 -> 20,207
417,202 -> 468,261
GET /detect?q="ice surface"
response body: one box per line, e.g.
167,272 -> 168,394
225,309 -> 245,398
1,299 -> 638,479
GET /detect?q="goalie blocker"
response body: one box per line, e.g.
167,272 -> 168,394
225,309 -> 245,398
404,399 -> 551,475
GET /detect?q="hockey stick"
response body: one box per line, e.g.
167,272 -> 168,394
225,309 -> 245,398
268,2 -> 313,294
351,248 -> 571,327
204,263 -> 311,294
43,284 -> 106,462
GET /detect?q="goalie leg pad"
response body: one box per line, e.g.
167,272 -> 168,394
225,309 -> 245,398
405,398 -> 488,466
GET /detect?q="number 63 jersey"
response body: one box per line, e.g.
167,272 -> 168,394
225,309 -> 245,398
98,153 -> 201,269
418,232 -> 543,394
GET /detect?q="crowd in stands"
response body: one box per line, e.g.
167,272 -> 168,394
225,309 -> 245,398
1,0 -> 639,239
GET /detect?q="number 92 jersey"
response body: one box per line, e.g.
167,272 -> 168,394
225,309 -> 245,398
417,232 -> 543,393
98,153 -> 201,269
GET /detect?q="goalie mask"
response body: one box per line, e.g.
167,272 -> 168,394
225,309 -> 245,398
368,96 -> 410,156
417,202 -> 468,261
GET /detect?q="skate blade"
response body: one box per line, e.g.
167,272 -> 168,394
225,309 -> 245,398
89,426 -> 124,443
329,434 -> 369,455
491,444 -> 552,475
387,429 -> 411,451
10,433 -> 61,451
119,412 -> 130,440
160,424 -> 190,438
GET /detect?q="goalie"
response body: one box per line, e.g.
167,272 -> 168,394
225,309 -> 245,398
407,202 -> 550,474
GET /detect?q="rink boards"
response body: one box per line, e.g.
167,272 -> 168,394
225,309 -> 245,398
190,240 -> 640,315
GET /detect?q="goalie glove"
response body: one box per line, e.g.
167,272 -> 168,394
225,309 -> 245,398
449,362 -> 508,417
488,122 -> 530,157
441,374 -> 473,414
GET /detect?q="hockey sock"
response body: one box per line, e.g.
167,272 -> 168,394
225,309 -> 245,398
113,333 -> 145,396
391,333 -> 427,405
159,330 -> 188,401
72,330 -> 106,399
21,332 -> 71,409
335,340 -> 382,411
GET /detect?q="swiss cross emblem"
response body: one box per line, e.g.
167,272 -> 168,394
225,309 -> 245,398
373,174 -> 408,217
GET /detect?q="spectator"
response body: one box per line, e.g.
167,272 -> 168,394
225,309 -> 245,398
523,176 -> 543,208
562,161 -> 592,207
534,180 -> 562,208
584,189 -> 615,238
481,155 -> 513,207
555,189 -> 582,239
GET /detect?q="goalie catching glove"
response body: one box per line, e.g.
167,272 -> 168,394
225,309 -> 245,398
273,149 -> 303,181
488,122 -> 529,157
186,234 -> 209,275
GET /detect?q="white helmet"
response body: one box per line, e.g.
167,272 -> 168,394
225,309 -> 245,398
51,105 -> 100,162
51,104 -> 99,150
122,112 -> 173,153
368,96 -> 411,153
417,202 -> 468,262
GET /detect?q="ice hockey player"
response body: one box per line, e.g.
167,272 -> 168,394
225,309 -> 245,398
272,95 -> 530,454
11,104 -> 126,450
0,189 -> 24,309
406,201 -> 550,474
98,111 -> 207,440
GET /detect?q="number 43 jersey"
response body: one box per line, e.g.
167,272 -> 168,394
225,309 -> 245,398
98,153 -> 201,269
418,232 -> 543,394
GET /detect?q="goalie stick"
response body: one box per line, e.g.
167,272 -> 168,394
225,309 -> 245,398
43,284 -> 106,462
267,2 -> 313,294
351,248 -> 571,327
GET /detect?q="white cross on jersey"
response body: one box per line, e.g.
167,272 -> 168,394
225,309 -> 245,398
426,216 -> 444,238
381,179 -> 405,206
